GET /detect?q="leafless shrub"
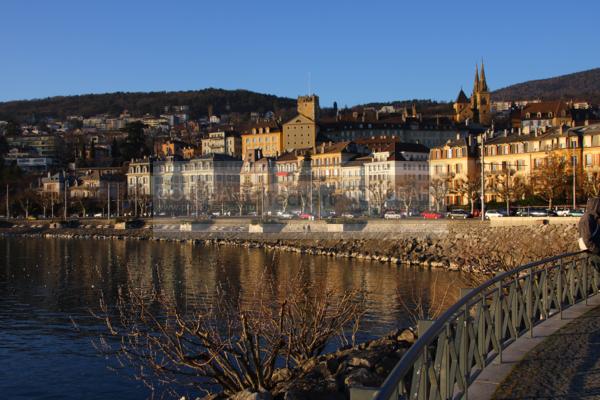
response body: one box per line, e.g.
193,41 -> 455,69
93,269 -> 366,398
397,272 -> 458,327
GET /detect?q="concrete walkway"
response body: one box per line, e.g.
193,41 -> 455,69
469,294 -> 600,399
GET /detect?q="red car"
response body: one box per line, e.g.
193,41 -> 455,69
299,213 -> 314,220
421,211 -> 444,219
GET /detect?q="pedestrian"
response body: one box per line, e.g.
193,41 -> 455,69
578,197 -> 600,271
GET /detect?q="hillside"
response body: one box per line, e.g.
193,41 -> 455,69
0,88 -> 296,122
492,68 -> 600,102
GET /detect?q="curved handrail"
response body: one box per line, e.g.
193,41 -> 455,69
375,250 -> 588,400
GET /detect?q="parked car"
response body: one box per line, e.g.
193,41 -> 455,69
530,209 -> 557,217
568,209 -> 585,217
485,209 -> 507,218
279,212 -> 294,219
556,208 -> 571,217
421,211 -> 444,219
299,213 -> 314,220
341,212 -> 356,219
384,211 -> 404,220
447,209 -> 472,219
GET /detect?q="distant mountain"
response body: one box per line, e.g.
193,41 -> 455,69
492,68 -> 600,103
0,88 -> 296,122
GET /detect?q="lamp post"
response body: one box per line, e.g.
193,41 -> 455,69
572,153 -> 577,210
480,132 -> 486,221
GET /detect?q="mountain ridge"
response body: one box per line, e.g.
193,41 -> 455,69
491,68 -> 600,102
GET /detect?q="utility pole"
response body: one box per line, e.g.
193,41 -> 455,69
64,176 -> 68,220
134,183 -> 138,217
309,172 -> 314,214
5,184 -> 9,220
480,132 -> 486,221
107,182 -> 111,218
573,154 -> 577,210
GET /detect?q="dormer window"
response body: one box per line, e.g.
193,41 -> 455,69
526,113 -> 531,119
548,112 -> 553,118
537,112 -> 542,118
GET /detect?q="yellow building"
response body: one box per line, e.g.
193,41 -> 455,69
453,62 -> 491,126
241,122 -> 283,160
429,134 -> 480,207
282,95 -> 319,152
480,126 -> 583,203
310,142 -> 360,190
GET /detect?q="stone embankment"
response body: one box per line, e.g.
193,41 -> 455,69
229,328 -> 417,400
0,221 -> 580,276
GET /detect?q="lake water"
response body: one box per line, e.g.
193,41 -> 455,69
0,237 -> 467,399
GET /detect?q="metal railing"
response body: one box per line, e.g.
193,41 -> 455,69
375,251 -> 597,400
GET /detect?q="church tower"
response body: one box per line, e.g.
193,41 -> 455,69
477,61 -> 491,125
453,62 -> 492,126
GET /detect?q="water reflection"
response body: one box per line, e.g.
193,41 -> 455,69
0,237 -> 468,399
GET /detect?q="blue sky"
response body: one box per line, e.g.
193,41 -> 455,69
2,0 -> 599,106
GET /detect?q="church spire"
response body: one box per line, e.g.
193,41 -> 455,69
473,64 -> 480,94
479,60 -> 488,92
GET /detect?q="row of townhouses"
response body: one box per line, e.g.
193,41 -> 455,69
127,139 -> 430,214
430,123 -> 600,209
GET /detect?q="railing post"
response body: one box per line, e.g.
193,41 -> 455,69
570,260 -> 576,305
543,264 -> 549,319
495,272 -> 503,364
528,267 -> 533,338
559,259 -> 563,320
585,257 -> 589,305
462,305 -> 469,400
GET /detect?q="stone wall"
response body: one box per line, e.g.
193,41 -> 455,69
0,221 -> 580,277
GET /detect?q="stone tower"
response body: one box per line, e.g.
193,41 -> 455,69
477,61 -> 491,125
453,62 -> 491,125
297,95 -> 320,121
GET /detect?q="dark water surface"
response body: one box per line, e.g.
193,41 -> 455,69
0,237 -> 467,399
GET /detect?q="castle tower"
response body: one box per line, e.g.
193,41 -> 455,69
297,95 -> 319,121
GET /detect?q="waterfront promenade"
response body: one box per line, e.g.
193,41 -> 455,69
491,301 -> 600,399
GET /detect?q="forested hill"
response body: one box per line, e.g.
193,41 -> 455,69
492,68 -> 600,102
0,89 -> 296,122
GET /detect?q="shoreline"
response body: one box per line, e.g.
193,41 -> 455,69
0,220 -> 580,276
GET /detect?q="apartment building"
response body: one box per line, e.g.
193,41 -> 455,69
201,131 -> 242,158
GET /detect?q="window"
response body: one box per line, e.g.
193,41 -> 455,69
586,154 -> 593,166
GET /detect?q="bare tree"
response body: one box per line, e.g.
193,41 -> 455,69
453,176 -> 480,214
395,177 -> 418,214
532,153 -> 567,209
230,182 -> 252,216
429,177 -> 450,212
94,272 -> 366,398
368,179 -> 392,216
487,170 -> 527,214
397,273 -> 458,327
583,169 -> 600,198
